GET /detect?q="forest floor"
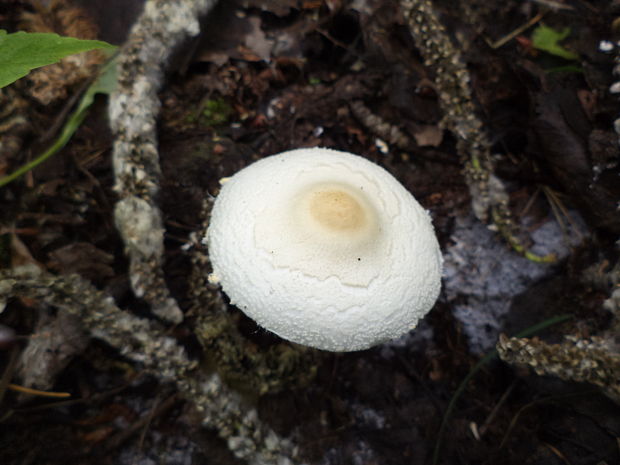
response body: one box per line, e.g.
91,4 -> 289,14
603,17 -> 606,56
0,1 -> 619,464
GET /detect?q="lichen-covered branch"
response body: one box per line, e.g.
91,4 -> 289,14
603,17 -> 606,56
400,0 -> 493,215
497,334 -> 620,403
109,0 -> 219,323
498,256 -> 620,404
349,100 -> 412,150
0,266 -> 299,465
400,0 -> 553,262
0,266 -> 195,379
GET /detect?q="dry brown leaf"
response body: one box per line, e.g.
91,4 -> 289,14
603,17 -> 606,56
19,0 -> 106,105
412,124 -> 443,147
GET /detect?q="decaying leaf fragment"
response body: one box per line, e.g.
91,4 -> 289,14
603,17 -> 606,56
15,0 -> 110,103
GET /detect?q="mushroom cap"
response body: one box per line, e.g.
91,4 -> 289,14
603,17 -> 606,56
206,147 -> 442,351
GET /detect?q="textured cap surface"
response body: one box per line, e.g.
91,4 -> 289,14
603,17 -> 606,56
206,147 -> 442,351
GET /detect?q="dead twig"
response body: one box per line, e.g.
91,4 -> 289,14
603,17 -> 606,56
486,11 -> 545,50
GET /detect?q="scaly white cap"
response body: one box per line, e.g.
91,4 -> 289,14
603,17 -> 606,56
206,147 -> 442,351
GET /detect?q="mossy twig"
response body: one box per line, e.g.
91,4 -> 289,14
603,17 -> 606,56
0,266 -> 299,465
109,0 -> 219,323
400,0 -> 553,262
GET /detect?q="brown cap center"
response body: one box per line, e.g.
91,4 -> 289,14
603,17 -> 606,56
309,190 -> 365,231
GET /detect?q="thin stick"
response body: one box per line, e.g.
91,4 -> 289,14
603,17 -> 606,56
7,384 -> 70,398
487,12 -> 545,50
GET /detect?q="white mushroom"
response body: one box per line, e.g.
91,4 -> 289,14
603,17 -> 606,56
206,147 -> 442,351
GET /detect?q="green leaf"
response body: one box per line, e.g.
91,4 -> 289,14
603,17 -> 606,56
0,29 -> 116,89
0,55 -> 118,188
531,24 -> 578,61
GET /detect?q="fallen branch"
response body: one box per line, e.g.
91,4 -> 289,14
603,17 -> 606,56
0,265 -> 299,465
109,0 -> 220,323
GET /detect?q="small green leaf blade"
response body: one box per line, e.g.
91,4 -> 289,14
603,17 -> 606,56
0,29 -> 116,89
0,55 -> 118,188
531,24 -> 578,61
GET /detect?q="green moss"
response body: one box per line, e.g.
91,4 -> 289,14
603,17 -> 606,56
199,97 -> 233,126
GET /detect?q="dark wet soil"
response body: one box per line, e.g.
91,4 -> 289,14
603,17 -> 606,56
1,1 -> 619,464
